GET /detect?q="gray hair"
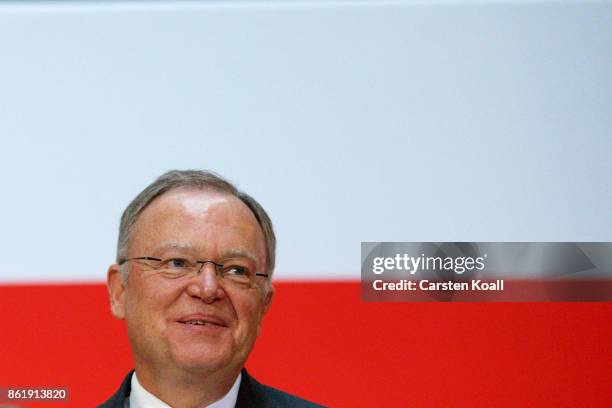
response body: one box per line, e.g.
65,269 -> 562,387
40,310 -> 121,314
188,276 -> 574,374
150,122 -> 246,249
117,170 -> 276,278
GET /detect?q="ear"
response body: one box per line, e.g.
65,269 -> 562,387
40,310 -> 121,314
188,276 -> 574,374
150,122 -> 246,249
107,264 -> 127,320
262,284 -> 274,316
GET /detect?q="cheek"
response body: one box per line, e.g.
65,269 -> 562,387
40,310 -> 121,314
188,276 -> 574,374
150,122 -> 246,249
233,295 -> 266,341
123,281 -> 180,359
125,280 -> 173,330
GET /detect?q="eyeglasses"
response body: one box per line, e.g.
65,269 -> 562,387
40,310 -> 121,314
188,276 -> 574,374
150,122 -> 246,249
119,256 -> 269,288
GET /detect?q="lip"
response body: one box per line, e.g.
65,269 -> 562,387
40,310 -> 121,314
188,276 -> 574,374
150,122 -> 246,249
177,313 -> 229,328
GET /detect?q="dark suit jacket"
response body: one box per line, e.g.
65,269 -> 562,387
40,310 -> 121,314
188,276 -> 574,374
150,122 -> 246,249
97,369 -> 324,408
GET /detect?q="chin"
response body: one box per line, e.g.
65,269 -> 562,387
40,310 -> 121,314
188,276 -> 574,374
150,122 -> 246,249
172,346 -> 234,373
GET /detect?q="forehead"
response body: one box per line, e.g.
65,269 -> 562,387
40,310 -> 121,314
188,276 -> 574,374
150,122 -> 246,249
129,187 -> 266,263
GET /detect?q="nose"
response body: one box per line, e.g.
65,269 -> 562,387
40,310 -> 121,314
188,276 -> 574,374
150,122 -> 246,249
185,262 -> 225,303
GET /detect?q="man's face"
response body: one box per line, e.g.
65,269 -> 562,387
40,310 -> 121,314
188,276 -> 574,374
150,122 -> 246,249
107,188 -> 273,376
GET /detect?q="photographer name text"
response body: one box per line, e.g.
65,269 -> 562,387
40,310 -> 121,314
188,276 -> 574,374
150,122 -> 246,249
373,279 -> 504,291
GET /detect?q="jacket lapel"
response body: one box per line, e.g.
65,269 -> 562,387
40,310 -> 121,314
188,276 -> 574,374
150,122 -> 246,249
235,369 -> 264,408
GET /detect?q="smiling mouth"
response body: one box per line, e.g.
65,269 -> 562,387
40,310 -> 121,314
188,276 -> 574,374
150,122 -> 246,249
180,319 -> 224,327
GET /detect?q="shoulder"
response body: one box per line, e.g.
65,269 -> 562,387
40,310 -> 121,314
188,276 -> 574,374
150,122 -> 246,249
97,369 -> 325,408
237,370 -> 325,408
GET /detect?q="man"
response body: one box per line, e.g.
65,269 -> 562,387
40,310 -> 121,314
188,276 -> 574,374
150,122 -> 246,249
99,170 -> 323,408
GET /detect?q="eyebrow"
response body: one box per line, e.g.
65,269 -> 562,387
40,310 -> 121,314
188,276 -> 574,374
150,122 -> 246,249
156,242 -> 194,251
220,248 -> 258,265
154,243 -> 258,265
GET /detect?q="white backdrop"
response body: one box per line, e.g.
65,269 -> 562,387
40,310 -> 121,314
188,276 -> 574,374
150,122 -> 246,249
1,0 -> 610,282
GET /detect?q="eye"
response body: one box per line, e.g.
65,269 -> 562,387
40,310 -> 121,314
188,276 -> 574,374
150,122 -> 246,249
224,266 -> 248,276
165,258 -> 190,269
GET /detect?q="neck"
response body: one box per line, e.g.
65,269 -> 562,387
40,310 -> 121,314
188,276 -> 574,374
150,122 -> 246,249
134,363 -> 241,408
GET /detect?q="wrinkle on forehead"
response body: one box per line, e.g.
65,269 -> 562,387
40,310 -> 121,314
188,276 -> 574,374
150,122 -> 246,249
152,242 -> 196,252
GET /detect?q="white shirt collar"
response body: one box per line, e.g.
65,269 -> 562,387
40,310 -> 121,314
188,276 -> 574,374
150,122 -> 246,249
129,371 -> 241,408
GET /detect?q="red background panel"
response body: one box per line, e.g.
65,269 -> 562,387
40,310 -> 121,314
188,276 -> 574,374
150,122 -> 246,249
0,282 -> 610,407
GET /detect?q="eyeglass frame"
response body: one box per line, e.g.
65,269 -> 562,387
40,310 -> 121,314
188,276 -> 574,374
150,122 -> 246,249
119,256 -> 270,284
